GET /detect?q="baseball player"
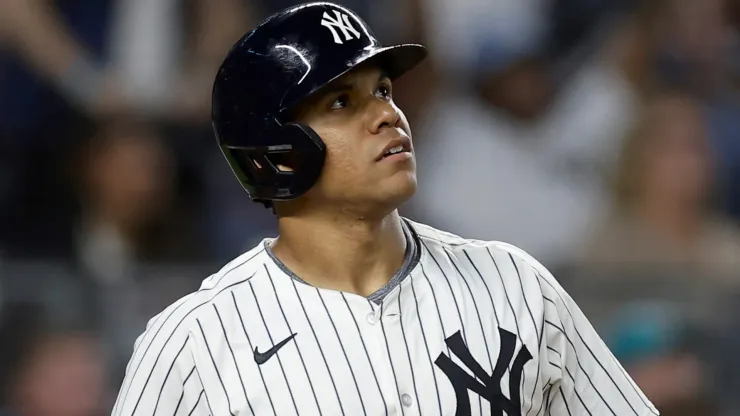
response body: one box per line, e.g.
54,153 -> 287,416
111,2 -> 659,415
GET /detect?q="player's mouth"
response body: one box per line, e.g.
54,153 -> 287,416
376,136 -> 412,162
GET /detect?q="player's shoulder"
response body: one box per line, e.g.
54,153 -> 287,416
408,218 -> 535,261
407,219 -> 562,287
138,240 -> 272,340
198,240 -> 271,291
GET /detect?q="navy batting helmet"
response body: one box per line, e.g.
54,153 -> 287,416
211,2 -> 427,205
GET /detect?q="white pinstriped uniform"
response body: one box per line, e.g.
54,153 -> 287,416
111,219 -> 659,416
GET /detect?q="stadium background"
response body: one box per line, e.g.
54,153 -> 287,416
1,0 -> 739,414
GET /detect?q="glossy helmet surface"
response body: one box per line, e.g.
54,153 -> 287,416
211,2 -> 427,204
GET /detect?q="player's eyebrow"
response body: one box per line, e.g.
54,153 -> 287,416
322,82 -> 353,95
322,70 -> 391,95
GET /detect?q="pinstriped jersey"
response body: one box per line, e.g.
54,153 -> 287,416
111,219 -> 659,416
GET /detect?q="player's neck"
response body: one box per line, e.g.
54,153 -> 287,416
271,210 -> 408,297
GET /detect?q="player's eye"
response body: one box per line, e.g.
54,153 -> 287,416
330,94 -> 350,110
376,82 -> 392,100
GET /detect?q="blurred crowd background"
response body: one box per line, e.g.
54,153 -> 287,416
0,0 -> 739,414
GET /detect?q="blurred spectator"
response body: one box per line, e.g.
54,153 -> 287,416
0,0 -> 252,260
574,90 -> 740,282
562,90 -> 738,415
649,0 -> 740,226
0,302 -> 109,416
408,60 -> 589,264
540,0 -> 666,179
74,118 -> 183,276
407,0 -> 676,264
605,302 -> 720,416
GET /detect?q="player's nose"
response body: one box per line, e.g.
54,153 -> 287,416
366,99 -> 401,135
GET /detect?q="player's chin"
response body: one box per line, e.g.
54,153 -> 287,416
377,171 -> 418,202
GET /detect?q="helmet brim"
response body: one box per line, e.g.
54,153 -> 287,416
279,43 -> 428,116
364,44 -> 428,81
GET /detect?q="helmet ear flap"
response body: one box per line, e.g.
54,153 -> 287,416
221,122 -> 326,201
268,122 -> 326,198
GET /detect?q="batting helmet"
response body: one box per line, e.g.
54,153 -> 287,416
211,2 -> 427,205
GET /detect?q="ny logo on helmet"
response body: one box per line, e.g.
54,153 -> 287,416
321,10 -> 361,44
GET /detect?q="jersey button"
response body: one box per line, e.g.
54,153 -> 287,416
401,393 -> 413,407
366,312 -> 378,325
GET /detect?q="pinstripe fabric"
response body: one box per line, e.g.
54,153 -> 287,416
111,220 -> 659,416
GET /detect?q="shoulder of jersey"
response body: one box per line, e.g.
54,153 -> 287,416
406,218 -> 555,280
138,241 -> 270,336
198,241 -> 270,291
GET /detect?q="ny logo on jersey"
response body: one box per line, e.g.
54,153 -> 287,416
320,10 -> 361,44
436,327 -> 533,416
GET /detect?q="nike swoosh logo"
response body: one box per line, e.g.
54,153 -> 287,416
253,333 -> 297,365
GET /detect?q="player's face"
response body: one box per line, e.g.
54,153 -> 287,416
293,66 -> 416,211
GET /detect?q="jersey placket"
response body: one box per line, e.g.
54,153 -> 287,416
375,286 -> 421,416
356,298 -> 401,415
